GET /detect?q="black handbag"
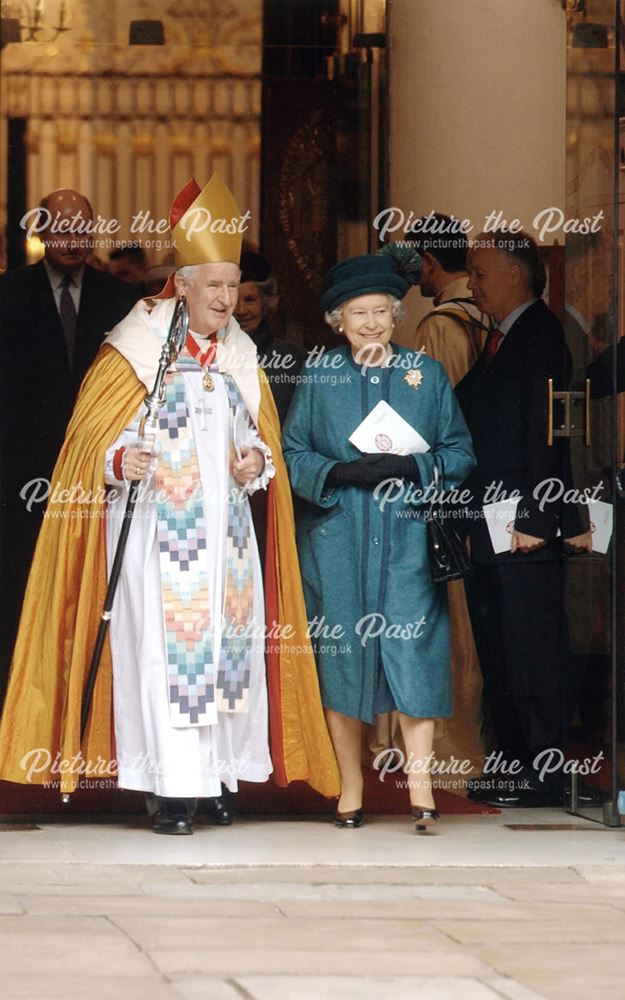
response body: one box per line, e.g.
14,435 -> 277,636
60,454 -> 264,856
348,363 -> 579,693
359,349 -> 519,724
427,458 -> 470,583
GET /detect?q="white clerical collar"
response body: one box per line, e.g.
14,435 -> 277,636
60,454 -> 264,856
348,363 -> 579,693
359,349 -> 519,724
189,328 -> 224,345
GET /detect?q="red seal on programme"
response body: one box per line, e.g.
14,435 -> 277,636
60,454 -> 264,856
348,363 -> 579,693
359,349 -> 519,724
375,433 -> 393,452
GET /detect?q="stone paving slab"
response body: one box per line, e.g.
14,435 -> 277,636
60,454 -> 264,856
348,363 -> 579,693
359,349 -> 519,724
275,898 -> 621,922
574,864 -> 625,883
9,891 -> 623,924
142,879 -> 505,902
184,864 -> 590,885
0,839 -> 624,997
236,976 -> 505,1000
436,916 -> 625,944
480,977 -> 546,1000
0,894 -> 24,915
16,894 -> 280,918
145,879 -> 333,901
3,814 -> 623,868
0,862 -> 197,891
486,880 -> 625,906
0,976 -> 180,1000
112,914 -> 457,953
150,946 -> 494,978
477,942 -> 625,1000
0,879 -> 196,898
0,834 -> 78,864
0,914 -> 160,977
169,980 -> 244,1000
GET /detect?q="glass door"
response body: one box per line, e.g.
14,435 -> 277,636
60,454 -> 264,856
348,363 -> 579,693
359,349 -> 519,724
563,0 -> 623,826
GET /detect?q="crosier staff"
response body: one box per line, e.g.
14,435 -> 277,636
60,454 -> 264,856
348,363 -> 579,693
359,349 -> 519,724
61,298 -> 189,803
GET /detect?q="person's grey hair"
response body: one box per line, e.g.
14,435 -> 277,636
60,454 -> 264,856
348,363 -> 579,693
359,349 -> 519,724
324,295 -> 404,333
483,231 -> 546,297
176,263 -> 243,286
176,264 -> 199,284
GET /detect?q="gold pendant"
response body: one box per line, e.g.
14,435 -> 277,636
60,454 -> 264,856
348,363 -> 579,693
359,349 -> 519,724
202,371 -> 215,392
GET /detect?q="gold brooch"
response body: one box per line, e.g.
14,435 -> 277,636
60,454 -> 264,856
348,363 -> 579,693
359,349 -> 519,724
404,370 -> 423,389
202,372 -> 215,392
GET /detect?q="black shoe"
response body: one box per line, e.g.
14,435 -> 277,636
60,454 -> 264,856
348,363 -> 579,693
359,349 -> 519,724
151,809 -> 193,835
478,788 -> 550,808
412,806 -> 440,832
334,807 -> 364,828
467,775 -> 504,800
200,784 -> 236,826
561,783 -> 608,808
514,778 -> 609,808
467,774 -> 549,808
467,777 -> 532,804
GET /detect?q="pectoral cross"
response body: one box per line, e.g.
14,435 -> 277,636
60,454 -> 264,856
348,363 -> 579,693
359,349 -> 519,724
193,402 -> 212,430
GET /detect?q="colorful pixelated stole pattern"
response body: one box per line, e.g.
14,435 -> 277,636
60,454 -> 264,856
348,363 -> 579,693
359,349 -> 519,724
154,351 -> 253,726
155,361 -> 214,727
219,374 -> 254,713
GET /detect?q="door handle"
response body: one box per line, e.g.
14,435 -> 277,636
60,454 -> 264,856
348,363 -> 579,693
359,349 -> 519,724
547,378 -> 591,447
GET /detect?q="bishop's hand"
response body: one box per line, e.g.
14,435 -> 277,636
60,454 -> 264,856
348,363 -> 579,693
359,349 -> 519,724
123,445 -> 154,482
232,446 -> 264,486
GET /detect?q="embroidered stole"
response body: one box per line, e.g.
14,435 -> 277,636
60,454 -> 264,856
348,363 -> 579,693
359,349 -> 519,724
154,347 -> 254,726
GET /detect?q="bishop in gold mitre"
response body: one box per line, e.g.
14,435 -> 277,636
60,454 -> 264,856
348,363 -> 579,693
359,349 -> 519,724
0,174 -> 339,834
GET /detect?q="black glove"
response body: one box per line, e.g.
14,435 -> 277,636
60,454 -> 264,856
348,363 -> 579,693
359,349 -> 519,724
326,453 -> 420,489
360,453 -> 420,483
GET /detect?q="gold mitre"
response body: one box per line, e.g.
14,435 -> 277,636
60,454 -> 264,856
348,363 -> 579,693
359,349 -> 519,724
170,173 -> 244,268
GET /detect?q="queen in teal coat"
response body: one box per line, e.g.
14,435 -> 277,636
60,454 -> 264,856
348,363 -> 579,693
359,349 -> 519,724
282,250 -> 475,830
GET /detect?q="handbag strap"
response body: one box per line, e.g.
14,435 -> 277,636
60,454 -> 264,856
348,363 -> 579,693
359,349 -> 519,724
429,454 -> 442,515
431,460 -> 439,492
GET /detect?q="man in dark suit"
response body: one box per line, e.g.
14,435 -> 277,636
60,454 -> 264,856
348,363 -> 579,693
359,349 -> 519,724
234,252 -> 307,424
0,189 -> 140,701
456,231 -> 590,806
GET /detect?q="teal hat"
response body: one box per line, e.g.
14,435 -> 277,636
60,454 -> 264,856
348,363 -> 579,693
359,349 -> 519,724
320,254 -> 410,313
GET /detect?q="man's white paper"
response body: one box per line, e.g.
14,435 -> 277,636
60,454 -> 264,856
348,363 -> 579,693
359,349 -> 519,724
348,400 -> 430,456
483,498 -> 519,554
588,499 -> 613,554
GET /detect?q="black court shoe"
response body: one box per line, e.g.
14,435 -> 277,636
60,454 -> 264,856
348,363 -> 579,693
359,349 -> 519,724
334,807 -> 364,828
412,806 -> 440,832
